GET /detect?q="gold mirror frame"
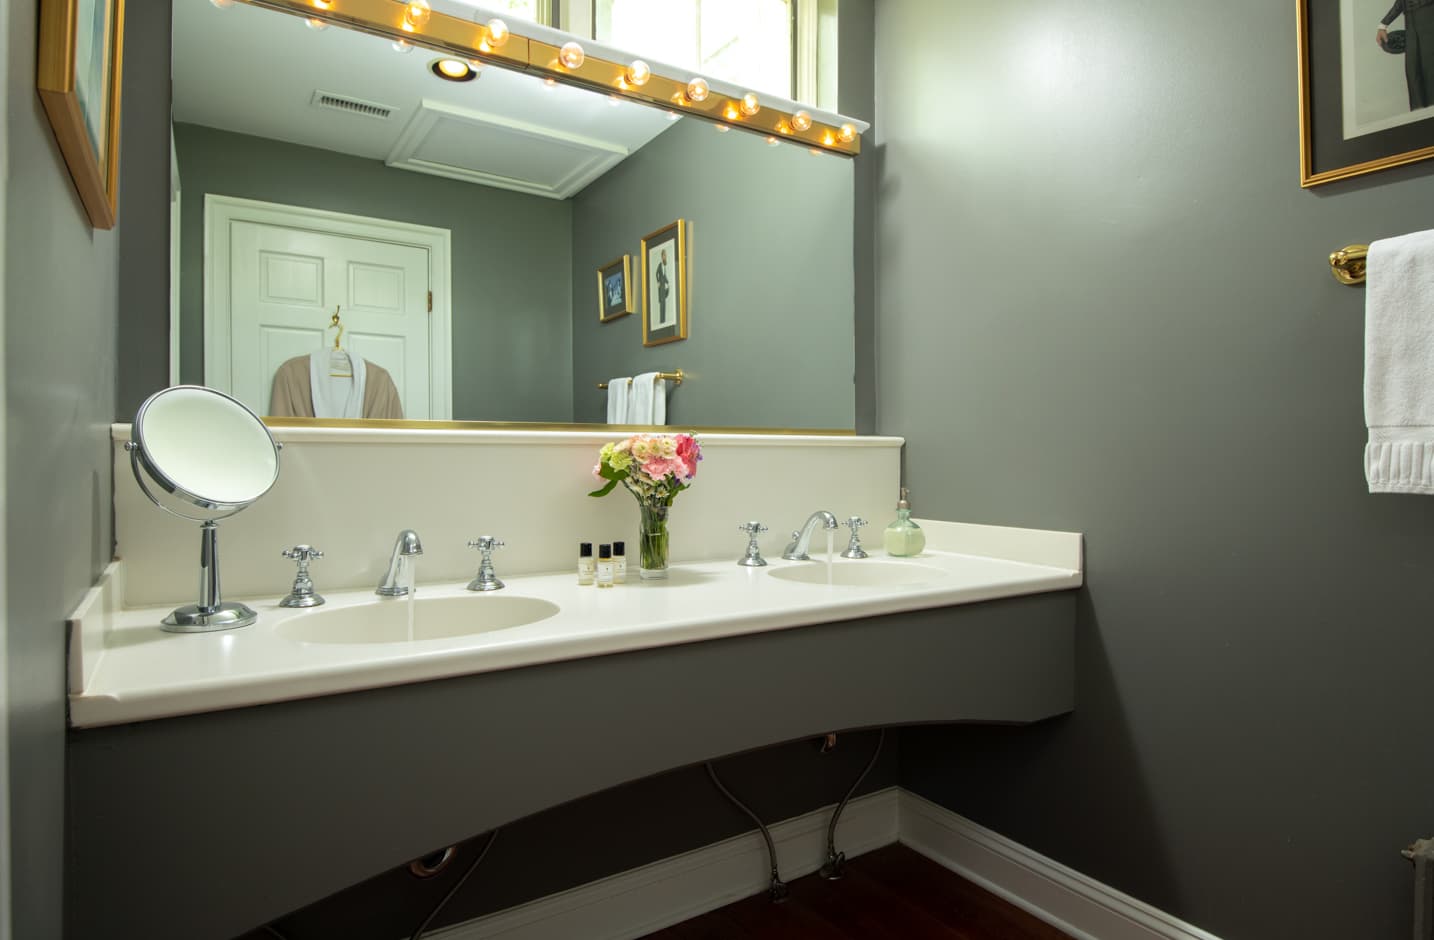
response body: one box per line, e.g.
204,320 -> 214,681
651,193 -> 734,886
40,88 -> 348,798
239,0 -> 860,156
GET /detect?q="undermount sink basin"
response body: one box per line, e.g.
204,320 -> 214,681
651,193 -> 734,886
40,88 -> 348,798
766,560 -> 948,587
279,594 -> 560,645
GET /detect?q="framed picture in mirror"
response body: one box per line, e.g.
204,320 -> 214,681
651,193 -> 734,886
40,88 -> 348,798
1298,0 -> 1434,186
38,0 -> 125,228
598,255 -> 633,323
642,220 -> 689,347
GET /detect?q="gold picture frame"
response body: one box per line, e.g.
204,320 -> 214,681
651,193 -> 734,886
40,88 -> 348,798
597,255 -> 633,323
38,0 -> 125,229
1297,0 -> 1434,187
641,220 -> 688,347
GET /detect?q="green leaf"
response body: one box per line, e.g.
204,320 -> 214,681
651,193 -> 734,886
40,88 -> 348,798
588,478 -> 620,498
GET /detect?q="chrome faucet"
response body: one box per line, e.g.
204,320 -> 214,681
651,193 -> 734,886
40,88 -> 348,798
782,510 -> 839,561
376,529 -> 423,596
466,536 -> 505,592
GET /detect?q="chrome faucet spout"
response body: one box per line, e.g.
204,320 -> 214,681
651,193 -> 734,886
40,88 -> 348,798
376,529 -> 423,596
782,511 -> 840,561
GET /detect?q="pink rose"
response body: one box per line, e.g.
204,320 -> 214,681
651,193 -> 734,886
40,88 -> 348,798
675,435 -> 701,477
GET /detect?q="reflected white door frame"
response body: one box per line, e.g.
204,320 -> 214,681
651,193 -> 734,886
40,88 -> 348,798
204,194 -> 453,420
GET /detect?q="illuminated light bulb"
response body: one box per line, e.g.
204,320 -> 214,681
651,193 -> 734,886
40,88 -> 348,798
433,58 -> 475,81
627,60 -> 651,87
740,93 -> 760,116
823,132 -> 835,146
714,124 -> 730,133
392,38 -> 414,53
312,0 -> 331,7
791,110 -> 813,132
210,0 -> 234,7
723,104 -> 739,121
839,123 -> 857,143
765,136 -> 779,146
685,78 -> 709,103
486,18 -> 510,48
305,16 -> 328,29
559,41 -> 585,69
404,0 -> 431,28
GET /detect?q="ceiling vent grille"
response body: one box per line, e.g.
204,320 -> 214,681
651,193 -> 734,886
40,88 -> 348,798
310,91 -> 395,120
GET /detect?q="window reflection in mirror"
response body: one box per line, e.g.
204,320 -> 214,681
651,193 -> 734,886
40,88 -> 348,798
596,0 -> 795,98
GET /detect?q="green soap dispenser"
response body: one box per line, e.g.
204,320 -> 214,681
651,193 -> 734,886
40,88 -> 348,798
883,487 -> 926,557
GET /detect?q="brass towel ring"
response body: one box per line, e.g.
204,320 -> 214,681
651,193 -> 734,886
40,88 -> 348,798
1330,244 -> 1369,286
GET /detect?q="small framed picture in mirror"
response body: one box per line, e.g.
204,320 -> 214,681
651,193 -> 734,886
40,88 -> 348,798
642,220 -> 689,347
598,255 -> 633,323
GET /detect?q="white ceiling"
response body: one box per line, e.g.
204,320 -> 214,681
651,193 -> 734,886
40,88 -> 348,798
171,0 -> 678,198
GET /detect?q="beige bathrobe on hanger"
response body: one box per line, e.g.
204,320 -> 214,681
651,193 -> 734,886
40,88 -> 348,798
267,355 -> 405,419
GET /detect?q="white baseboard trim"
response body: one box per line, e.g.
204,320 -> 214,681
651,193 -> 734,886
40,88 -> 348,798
428,787 -> 900,940
424,786 -> 1223,940
897,790 -> 1223,940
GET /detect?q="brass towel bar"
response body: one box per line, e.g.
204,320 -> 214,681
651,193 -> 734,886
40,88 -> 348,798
598,370 -> 684,390
1330,244 -> 1369,286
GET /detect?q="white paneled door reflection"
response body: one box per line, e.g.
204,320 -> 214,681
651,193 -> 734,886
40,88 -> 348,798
224,218 -> 434,419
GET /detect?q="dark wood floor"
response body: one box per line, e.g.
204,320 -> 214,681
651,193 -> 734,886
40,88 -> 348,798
642,844 -> 1073,940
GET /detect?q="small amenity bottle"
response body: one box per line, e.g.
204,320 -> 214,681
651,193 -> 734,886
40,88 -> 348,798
883,487 -> 926,557
578,542 -> 595,585
596,544 -> 614,588
612,541 -> 627,583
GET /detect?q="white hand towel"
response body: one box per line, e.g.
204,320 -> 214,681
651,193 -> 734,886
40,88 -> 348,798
1365,228 -> 1434,494
606,377 -> 631,424
630,372 -> 667,426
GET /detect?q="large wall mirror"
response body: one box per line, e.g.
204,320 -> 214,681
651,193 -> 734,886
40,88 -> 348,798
169,0 -> 861,430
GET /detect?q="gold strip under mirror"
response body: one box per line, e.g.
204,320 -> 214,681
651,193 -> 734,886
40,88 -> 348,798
262,417 -> 856,436
239,0 -> 861,155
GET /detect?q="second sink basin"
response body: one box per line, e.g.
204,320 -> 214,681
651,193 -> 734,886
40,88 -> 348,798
279,594 -> 560,645
767,560 -> 948,588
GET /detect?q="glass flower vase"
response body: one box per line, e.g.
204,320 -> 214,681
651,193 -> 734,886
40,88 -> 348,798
638,500 -> 670,580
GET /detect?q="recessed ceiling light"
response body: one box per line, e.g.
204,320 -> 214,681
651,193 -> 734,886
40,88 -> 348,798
430,58 -> 478,82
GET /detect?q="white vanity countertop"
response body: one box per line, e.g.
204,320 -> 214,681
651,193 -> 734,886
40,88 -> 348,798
68,520 -> 1083,728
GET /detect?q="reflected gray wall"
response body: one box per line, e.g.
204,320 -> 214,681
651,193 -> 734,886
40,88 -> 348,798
4,0 -> 123,935
173,124 -> 574,422
838,0 -> 877,435
569,118 -> 855,428
878,1 -> 1434,938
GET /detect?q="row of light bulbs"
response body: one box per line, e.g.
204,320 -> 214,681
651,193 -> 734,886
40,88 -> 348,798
213,0 -> 857,147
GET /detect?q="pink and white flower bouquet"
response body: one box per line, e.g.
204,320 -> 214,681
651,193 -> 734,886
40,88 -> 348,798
589,433 -> 702,577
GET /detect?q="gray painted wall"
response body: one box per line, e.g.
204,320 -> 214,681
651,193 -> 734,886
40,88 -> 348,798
172,124 -> 575,423
238,736 -> 897,939
837,0 -> 877,435
116,1 -> 172,420
877,1 -> 1434,938
569,118 -> 855,429
4,0 -> 122,936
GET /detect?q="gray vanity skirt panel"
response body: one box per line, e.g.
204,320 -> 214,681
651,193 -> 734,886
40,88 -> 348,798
66,591 -> 1076,940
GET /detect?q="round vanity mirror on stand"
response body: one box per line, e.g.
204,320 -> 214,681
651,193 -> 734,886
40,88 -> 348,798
126,386 -> 280,632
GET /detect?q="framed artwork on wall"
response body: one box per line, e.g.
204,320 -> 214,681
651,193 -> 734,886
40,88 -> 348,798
597,255 -> 633,323
641,220 -> 688,347
37,0 -> 126,228
1298,0 -> 1434,187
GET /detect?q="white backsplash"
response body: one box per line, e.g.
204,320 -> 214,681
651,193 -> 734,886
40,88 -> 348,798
112,426 -> 903,608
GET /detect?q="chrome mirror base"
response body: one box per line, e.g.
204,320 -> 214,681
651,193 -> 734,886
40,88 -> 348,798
162,602 -> 258,633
